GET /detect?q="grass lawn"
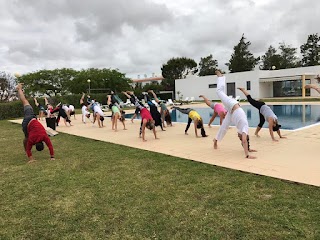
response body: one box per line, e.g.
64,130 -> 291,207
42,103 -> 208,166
0,120 -> 319,240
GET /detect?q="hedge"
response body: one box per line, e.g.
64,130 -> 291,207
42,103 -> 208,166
0,92 -> 175,120
0,93 -> 114,120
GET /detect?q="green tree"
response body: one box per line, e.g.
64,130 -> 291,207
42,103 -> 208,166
18,69 -> 77,97
278,42 -> 300,69
300,33 -> 320,67
261,45 -> 282,70
161,57 -> 197,91
226,34 -> 260,73
198,54 -> 218,76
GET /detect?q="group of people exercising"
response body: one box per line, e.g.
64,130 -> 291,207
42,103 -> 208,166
18,72 -> 320,163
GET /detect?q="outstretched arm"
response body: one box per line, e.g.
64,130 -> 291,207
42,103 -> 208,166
305,84 -> 320,94
208,112 -> 218,126
80,93 -> 85,104
277,130 -> 286,139
16,83 -> 30,106
34,98 -> 39,107
148,90 -> 160,103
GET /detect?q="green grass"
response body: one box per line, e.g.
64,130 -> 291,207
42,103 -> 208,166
0,121 -> 319,240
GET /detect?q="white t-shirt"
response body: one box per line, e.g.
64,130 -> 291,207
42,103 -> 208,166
93,105 -> 104,116
69,105 -> 75,111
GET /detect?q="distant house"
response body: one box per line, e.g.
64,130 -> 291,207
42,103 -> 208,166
175,66 -> 320,100
131,76 -> 164,87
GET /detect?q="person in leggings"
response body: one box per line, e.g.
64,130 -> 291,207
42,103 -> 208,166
122,91 -> 158,141
237,87 -> 286,141
199,95 -> 226,126
148,90 -> 172,127
173,106 -> 207,138
213,70 -> 256,159
143,93 -> 165,131
33,97 -> 47,121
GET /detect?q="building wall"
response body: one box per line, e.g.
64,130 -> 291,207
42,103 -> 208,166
175,66 -> 320,100
175,70 -> 260,100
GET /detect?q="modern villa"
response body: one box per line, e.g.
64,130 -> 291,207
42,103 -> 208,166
175,66 -> 320,100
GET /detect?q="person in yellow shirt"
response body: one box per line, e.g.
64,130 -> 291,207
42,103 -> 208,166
173,106 -> 207,137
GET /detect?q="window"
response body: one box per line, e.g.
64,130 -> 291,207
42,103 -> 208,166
246,81 -> 251,90
209,84 -> 217,88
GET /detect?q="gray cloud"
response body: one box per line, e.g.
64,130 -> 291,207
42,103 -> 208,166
0,0 -> 319,76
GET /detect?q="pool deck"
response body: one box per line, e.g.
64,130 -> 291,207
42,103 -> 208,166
10,102 -> 320,187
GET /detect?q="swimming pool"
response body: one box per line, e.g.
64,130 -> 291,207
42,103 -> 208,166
126,105 -> 320,130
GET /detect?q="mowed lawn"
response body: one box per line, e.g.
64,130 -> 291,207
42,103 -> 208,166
0,120 -> 319,240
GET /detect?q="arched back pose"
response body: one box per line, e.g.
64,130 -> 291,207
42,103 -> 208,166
88,102 -> 105,128
17,83 -> 55,163
172,106 -> 207,138
143,93 -> 165,131
213,70 -> 256,159
80,93 -> 91,123
33,97 -> 47,121
51,103 -> 72,127
122,91 -> 158,141
237,87 -> 285,141
199,95 -> 226,126
107,95 -> 126,131
148,90 -> 172,127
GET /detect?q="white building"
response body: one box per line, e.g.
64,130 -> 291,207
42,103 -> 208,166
175,66 -> 320,100
131,76 -> 164,87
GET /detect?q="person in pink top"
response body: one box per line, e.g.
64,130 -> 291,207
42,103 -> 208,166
199,95 -> 226,126
122,91 -> 158,141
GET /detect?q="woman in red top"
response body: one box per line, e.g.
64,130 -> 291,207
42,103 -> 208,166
122,91 -> 158,141
17,83 -> 55,163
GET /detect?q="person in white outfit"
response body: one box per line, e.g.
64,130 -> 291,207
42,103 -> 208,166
213,70 -> 256,159
80,93 -> 91,123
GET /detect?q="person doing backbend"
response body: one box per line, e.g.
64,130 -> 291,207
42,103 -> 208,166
148,90 -> 172,127
17,83 -> 55,163
172,106 -> 207,138
237,87 -> 286,141
199,95 -> 226,126
213,70 -> 256,159
122,91 -> 158,141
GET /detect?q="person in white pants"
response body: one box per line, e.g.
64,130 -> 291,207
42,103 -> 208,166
213,70 -> 256,159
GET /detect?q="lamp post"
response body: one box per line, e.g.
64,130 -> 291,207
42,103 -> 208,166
87,79 -> 91,94
272,66 -> 276,70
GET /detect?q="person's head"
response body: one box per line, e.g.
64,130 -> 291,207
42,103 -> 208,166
36,142 -> 44,151
196,119 -> 203,129
215,69 -> 222,76
164,112 -> 172,125
100,116 -> 104,122
86,113 -> 90,118
272,123 -> 281,132
146,120 -> 154,130
70,111 -> 75,116
316,75 -> 320,83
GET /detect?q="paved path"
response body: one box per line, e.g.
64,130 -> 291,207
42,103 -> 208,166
10,103 -> 320,186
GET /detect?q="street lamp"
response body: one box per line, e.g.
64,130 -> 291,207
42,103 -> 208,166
87,79 -> 91,94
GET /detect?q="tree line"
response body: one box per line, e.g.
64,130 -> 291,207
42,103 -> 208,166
0,33 -> 319,101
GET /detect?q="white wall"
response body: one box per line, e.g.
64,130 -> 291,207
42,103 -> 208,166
175,70 -> 260,100
175,66 -> 320,100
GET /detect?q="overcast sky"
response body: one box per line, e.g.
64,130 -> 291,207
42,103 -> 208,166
0,0 -> 319,78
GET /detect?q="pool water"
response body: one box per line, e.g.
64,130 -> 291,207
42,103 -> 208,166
125,105 -> 320,130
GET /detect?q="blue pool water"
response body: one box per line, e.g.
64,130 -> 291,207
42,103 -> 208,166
126,105 -> 320,130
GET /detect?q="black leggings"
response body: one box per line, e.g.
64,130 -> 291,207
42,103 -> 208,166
247,95 -> 266,128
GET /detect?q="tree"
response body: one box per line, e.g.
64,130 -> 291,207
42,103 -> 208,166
300,33 -> 320,67
261,45 -> 282,70
18,68 -> 131,96
278,42 -> 300,69
161,57 -> 197,91
198,54 -> 218,76
226,34 -> 260,73
0,72 -> 16,101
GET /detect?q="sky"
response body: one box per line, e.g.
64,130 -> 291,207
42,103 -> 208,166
0,0 -> 319,78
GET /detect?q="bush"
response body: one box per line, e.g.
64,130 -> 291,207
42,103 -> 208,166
0,93 -> 132,120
